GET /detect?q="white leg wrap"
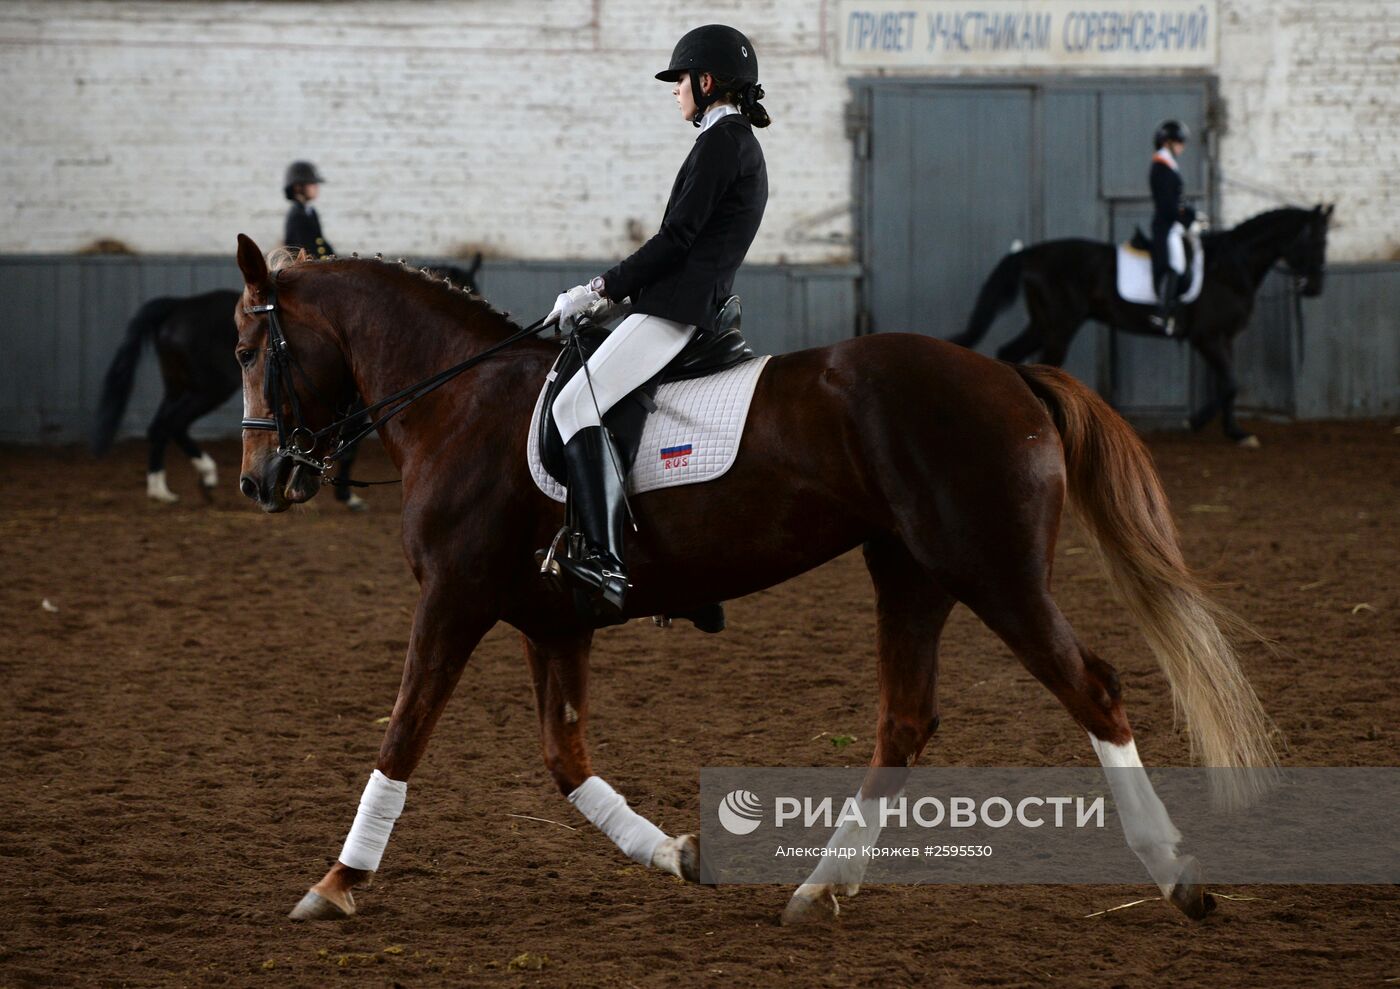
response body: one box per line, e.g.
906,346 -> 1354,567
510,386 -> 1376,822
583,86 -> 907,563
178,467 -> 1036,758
1089,734 -> 1185,894
191,453 -> 217,487
338,769 -> 408,872
146,470 -> 178,503
797,791 -> 886,891
568,775 -> 666,866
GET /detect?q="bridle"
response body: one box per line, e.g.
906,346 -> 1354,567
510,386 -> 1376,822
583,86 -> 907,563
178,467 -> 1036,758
240,281 -> 554,481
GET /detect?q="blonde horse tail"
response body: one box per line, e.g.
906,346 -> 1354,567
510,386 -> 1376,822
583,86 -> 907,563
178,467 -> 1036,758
1016,363 -> 1281,808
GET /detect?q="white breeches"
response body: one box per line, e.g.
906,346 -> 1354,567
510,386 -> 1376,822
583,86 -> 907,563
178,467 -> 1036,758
551,313 -> 697,444
1167,223 -> 1187,275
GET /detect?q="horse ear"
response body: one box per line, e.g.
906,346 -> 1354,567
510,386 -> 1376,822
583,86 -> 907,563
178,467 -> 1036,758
469,251 -> 483,277
1324,203 -> 1335,218
236,233 -> 269,288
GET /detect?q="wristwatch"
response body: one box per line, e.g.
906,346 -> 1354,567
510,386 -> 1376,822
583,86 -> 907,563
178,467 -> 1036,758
589,275 -> 607,299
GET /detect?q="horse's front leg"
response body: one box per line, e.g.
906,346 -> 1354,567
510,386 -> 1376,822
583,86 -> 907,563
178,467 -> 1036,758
524,631 -> 700,881
289,581 -> 493,920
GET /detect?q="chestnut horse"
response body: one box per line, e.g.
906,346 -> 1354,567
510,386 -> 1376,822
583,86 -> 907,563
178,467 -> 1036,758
231,234 -> 1277,925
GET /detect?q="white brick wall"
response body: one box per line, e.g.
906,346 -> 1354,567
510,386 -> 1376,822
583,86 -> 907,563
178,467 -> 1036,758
2,1 -> 1395,262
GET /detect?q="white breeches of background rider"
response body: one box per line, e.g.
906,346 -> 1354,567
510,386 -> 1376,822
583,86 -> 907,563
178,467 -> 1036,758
551,313 -> 697,444
1168,222 -> 1187,274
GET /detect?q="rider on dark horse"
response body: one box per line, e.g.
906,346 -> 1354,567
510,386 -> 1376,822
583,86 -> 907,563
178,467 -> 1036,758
1149,121 -> 1196,334
283,161 -> 335,259
543,24 -> 770,620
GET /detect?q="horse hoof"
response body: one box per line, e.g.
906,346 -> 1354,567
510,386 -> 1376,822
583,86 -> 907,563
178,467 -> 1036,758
288,888 -> 355,921
651,834 -> 701,882
343,493 -> 368,512
147,492 -> 179,505
781,886 -> 840,926
1236,434 -> 1261,450
1167,857 -> 1216,921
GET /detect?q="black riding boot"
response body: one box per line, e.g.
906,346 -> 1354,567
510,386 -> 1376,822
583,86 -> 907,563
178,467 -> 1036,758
558,426 -> 629,619
1152,271 -> 1180,335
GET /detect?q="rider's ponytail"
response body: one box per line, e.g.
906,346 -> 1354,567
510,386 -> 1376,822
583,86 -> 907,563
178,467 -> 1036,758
713,77 -> 771,128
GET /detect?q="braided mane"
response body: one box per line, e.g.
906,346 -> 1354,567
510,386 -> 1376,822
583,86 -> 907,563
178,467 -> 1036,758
265,248 -> 515,326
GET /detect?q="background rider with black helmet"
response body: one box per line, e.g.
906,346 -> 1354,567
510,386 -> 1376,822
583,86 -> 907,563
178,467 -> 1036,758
283,160 -> 334,259
544,24 -> 771,620
1148,121 -> 1195,332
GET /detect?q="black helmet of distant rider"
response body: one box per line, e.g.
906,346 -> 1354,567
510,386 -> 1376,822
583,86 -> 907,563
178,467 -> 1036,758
283,160 -> 327,201
1153,120 -> 1190,149
655,25 -> 769,128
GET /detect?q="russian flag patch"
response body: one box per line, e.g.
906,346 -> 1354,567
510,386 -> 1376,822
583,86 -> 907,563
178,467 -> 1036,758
660,443 -> 693,468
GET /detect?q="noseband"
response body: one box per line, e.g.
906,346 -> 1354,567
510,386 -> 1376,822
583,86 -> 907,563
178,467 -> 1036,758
240,286 -> 344,475
241,284 -> 556,480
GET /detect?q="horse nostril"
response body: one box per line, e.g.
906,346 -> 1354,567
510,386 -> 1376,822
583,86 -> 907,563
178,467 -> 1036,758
239,476 -> 258,499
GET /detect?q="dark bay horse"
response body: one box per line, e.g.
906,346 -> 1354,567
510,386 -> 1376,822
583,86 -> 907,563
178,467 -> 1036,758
951,206 -> 1332,446
92,256 -> 481,504
230,234 -> 1277,925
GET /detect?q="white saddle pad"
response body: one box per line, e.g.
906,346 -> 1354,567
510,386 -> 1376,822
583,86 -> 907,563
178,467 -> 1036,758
1116,239 -> 1204,305
527,355 -> 772,503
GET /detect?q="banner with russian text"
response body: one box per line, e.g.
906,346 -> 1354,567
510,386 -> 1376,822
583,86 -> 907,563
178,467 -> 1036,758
837,0 -> 1217,69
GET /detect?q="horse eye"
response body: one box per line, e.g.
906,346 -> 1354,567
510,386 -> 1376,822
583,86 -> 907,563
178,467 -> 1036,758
238,349 -> 256,368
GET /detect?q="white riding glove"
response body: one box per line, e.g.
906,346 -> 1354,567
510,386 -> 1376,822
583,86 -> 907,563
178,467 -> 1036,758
551,284 -> 607,330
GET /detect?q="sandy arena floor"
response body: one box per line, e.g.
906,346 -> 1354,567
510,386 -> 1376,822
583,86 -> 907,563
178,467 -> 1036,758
1,419 -> 1397,987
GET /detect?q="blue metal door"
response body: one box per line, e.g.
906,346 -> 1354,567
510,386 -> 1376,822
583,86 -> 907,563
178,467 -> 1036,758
864,86 -> 1034,347
858,78 -> 1216,421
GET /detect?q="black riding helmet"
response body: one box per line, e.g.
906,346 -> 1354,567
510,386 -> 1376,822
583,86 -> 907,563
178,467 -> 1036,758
656,25 -> 758,125
1154,120 -> 1190,149
283,160 -> 327,200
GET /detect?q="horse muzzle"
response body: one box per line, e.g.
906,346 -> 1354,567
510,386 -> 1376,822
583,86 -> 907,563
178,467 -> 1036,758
240,451 -> 321,513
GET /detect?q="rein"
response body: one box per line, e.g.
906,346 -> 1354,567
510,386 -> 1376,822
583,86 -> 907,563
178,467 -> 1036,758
241,282 -> 554,482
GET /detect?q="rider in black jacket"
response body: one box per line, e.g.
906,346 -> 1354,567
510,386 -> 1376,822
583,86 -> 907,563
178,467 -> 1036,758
1149,121 -> 1195,332
283,161 -> 334,259
544,24 -> 770,619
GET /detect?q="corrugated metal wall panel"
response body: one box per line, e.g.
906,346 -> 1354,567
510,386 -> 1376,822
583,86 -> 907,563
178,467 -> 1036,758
3,252 -> 1389,445
0,255 -> 859,444
1041,90 -> 1106,391
865,86 -> 1036,346
1,264 -> 51,439
1237,266 -> 1400,420
1292,265 -> 1400,418
1097,87 -> 1208,198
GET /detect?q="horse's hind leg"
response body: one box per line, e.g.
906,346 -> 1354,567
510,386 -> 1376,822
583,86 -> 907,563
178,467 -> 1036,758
523,630 -> 699,881
906,444 -> 1210,920
996,323 -> 1043,363
783,537 -> 954,925
967,586 -> 1214,920
145,395 -> 180,503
